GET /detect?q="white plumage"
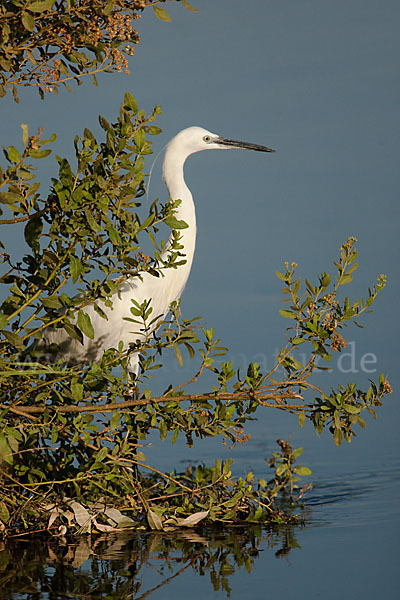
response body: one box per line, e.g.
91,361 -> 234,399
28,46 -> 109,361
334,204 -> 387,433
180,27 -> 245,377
41,127 -> 274,374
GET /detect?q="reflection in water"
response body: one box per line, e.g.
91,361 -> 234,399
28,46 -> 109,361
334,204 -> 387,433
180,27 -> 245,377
0,524 -> 301,599
1,459 -> 399,598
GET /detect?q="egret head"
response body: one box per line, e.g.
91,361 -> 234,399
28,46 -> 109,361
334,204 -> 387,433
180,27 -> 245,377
167,126 -> 275,158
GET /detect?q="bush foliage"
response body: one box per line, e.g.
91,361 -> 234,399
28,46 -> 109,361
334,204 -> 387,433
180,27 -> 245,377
0,1 -> 391,538
0,96 -> 391,536
0,0 -> 196,101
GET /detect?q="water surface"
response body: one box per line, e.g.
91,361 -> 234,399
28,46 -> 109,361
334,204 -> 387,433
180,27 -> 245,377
2,421 -> 399,600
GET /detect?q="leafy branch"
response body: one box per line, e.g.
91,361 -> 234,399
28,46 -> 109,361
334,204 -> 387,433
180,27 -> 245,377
0,0 -> 197,101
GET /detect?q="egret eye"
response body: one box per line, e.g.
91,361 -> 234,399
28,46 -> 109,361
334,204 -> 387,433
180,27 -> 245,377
203,135 -> 211,142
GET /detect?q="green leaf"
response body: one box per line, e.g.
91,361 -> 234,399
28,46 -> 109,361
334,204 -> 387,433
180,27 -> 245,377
292,447 -> 303,458
7,146 -> 20,163
83,128 -> 95,143
292,337 -> 306,345
343,404 -> 361,414
77,311 -> 95,339
347,262 -> 359,275
24,217 -> 42,252
0,192 -> 22,204
51,425 -> 58,444
124,92 -> 138,114
340,274 -> 353,285
95,447 -> 109,463
276,271 -> 286,281
171,428 -> 179,444
63,321 -> 81,342
22,12 -> 35,31
0,501 -> 10,524
103,1 -> 113,16
174,345 -> 183,367
85,209 -> 102,233
182,0 -> 199,12
71,381 -> 83,402
320,272 -> 330,287
357,416 -> 366,428
276,464 -> 288,477
279,309 -> 297,319
146,126 -> 162,135
27,181 -> 40,198
43,251 -> 58,265
293,466 -> 312,476
27,0 -> 55,13
28,149 -> 51,159
333,427 -> 343,446
0,436 -> 13,465
41,133 -> 57,146
93,303 -> 108,320
134,129 -> 145,150
70,255 -> 83,284
305,279 -> 315,293
140,213 -> 156,230
153,6 -> 171,21
0,312 -> 8,329
110,412 -> 120,430
41,296 -> 62,309
159,418 -> 167,441
21,123 -> 29,146
2,330 -> 24,350
107,223 -> 122,245
164,216 -> 189,229
99,115 -> 110,131
298,411 -> 306,427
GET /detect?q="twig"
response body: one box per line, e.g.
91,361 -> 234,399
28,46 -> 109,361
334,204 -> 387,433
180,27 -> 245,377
0,404 -> 38,420
0,207 -> 48,225
123,458 -> 195,495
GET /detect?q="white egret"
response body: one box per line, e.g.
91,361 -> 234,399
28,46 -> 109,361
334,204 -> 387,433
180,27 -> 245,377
41,127 -> 275,374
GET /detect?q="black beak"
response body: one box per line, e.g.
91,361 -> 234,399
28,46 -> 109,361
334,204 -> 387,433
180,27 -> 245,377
216,137 -> 275,152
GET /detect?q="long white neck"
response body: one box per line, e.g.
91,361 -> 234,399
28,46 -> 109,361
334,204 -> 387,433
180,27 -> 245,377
161,142 -> 197,271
